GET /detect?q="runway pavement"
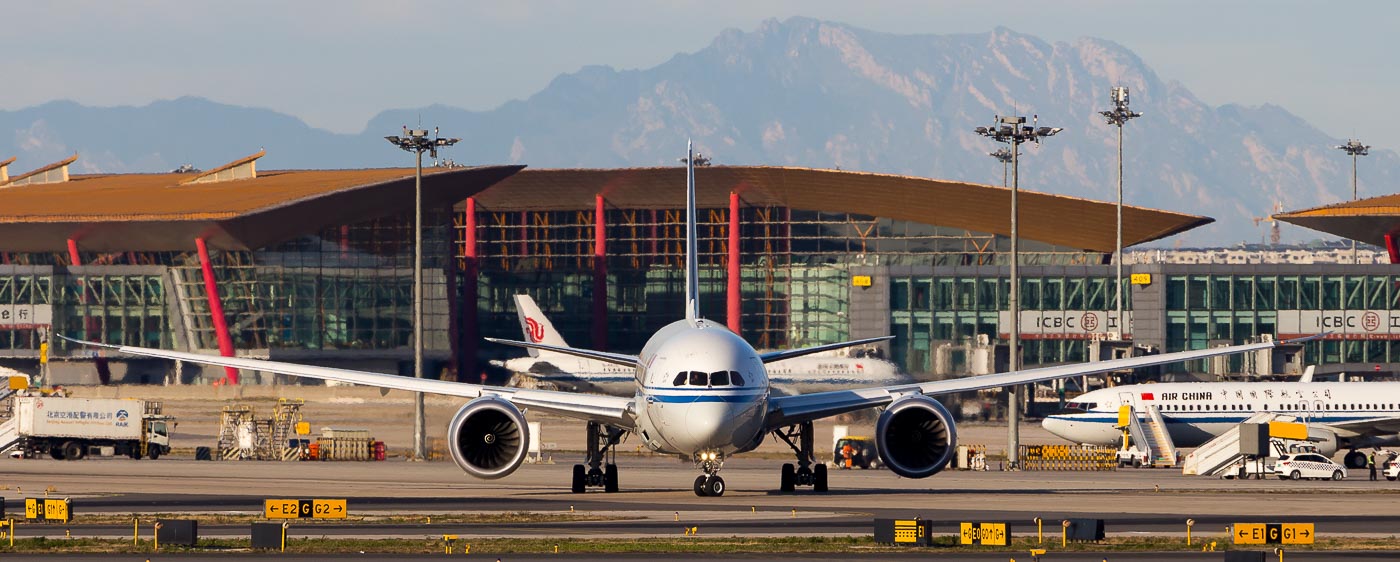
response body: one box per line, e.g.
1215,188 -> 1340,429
4,453 -> 1400,540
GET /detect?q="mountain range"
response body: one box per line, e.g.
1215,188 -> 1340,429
4,17 -> 1396,246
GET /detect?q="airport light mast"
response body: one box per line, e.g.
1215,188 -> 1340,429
975,115 -> 1061,469
1099,86 -> 1141,337
989,147 -> 1014,187
385,126 -> 460,461
1335,139 -> 1370,264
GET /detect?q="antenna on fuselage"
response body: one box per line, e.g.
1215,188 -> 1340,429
682,140 -> 700,322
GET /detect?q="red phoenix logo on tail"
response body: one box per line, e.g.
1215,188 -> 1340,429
525,318 -> 545,342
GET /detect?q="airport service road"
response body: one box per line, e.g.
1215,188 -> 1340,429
3,553 -> 1400,562
5,455 -> 1400,538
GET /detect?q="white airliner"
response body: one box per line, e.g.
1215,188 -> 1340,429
494,293 -> 912,396
1042,376 -> 1400,468
63,142 -> 1298,497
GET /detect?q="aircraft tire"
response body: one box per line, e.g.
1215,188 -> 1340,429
780,463 -> 796,493
706,476 -> 725,496
604,464 -> 619,493
813,463 -> 828,492
694,475 -> 709,497
571,464 -> 586,493
1344,451 -> 1368,469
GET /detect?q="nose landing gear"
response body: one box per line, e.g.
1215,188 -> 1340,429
571,422 -> 624,493
774,422 -> 828,493
692,450 -> 726,496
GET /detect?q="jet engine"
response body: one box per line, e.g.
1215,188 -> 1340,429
447,397 -> 529,479
875,395 -> 958,479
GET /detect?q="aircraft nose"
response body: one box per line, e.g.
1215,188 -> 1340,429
1042,416 -> 1072,440
687,405 -> 725,445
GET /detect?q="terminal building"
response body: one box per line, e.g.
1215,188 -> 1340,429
0,152 -> 1393,384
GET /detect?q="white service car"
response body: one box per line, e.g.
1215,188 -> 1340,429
1272,453 -> 1346,481
1385,458 -> 1400,481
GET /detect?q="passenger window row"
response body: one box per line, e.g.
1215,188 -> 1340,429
671,370 -> 746,387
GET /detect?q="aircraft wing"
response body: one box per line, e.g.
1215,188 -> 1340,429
765,337 -> 1314,428
58,336 -> 635,428
484,337 -> 638,367
758,336 -> 895,364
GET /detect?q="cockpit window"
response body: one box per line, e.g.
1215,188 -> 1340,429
688,371 -> 707,386
672,372 -> 687,386
731,371 -> 745,386
710,371 -> 730,386
1064,401 -> 1096,412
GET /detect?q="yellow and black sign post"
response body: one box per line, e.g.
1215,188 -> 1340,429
0,519 -> 13,547
1233,523 -> 1315,545
873,518 -> 932,546
24,498 -> 71,523
264,499 -> 347,520
959,522 -> 1010,546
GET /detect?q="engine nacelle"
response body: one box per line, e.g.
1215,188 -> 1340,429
875,395 -> 958,479
448,397 -> 529,480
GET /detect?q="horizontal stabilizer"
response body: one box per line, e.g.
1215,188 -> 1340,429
484,337 -> 638,368
758,336 -> 894,364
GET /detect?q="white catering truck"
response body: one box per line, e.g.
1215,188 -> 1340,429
8,396 -> 173,460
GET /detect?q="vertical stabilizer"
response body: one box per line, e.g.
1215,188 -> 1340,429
684,140 -> 700,321
513,294 -> 570,357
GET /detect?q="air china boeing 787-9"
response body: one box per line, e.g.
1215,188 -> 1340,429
64,142 -> 1303,497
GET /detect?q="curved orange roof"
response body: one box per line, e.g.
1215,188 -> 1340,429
481,166 -> 1212,252
0,164 -> 1211,253
1274,194 -> 1400,246
0,166 -> 524,251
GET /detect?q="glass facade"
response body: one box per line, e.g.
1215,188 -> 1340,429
7,192 -> 1392,384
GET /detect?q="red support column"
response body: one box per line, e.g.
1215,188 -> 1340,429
592,194 -> 608,351
463,198 -> 480,381
1387,232 -> 1400,264
339,224 -> 351,260
727,191 -> 741,334
195,237 -> 239,384
67,239 -> 81,266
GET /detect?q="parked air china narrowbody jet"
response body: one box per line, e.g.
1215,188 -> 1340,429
62,142 -> 1309,497
1042,371 -> 1400,469
493,293 -> 913,396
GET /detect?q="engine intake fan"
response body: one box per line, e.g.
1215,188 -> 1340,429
875,395 -> 957,479
448,397 -> 529,479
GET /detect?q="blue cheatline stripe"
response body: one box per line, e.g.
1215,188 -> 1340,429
648,393 -> 765,404
1046,414 -> 1387,425
537,375 -> 634,383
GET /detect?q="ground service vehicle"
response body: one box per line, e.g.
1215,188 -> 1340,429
5,397 -> 172,460
833,436 -> 880,469
1272,453 -> 1346,481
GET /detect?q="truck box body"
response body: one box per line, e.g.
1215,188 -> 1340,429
15,397 -> 146,440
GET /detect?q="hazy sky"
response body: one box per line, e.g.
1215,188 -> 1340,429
6,1 -> 1397,150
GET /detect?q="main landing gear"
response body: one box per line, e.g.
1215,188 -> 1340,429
774,422 -> 828,493
693,450 -> 726,496
572,422 -> 623,493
